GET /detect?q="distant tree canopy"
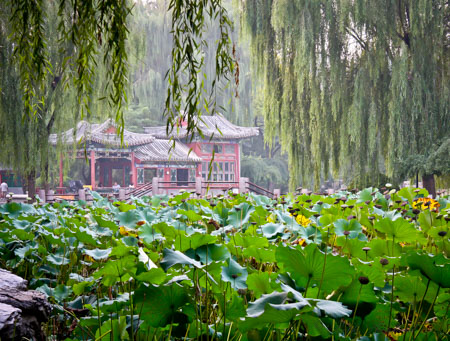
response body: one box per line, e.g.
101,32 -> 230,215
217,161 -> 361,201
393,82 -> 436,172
241,0 -> 449,192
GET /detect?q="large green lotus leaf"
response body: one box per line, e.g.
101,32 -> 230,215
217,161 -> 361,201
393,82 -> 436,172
367,238 -> 403,258
14,245 -> 34,258
213,203 -> 230,226
361,304 -> 395,335
275,244 -> 355,295
135,268 -> 167,285
434,292 -> 450,319
84,247 -> 111,260
98,293 -> 130,314
177,209 -> 202,222
280,283 -> 351,318
160,248 -> 203,271
12,219 -> 31,229
239,290 -> 309,332
135,283 -> 191,328
357,188 -> 374,203
242,245 -> 276,263
246,272 -> 273,298
319,214 -> 338,227
221,258 -> 248,290
374,217 -> 421,242
394,271 -> 440,303
310,299 -> 352,318
174,233 -> 217,252
398,187 -> 428,204
135,208 -> 157,223
250,205 -> 269,225
117,210 -> 139,228
193,244 -> 230,264
217,292 -> 246,321
301,314 -> 331,338
152,222 -> 178,240
274,210 -> 297,226
335,237 -> 367,260
352,260 -> 385,287
93,255 -> 137,286
12,229 -> 35,241
227,203 -> 254,228
47,253 -> 70,266
260,223 -> 285,238
232,234 -> 268,248
93,215 -> 118,232
334,219 -> 363,239
138,224 -> 164,243
339,277 -> 378,305
406,252 -> 450,288
53,284 -> 73,302
0,202 -> 24,219
116,202 -> 136,212
95,316 -> 129,341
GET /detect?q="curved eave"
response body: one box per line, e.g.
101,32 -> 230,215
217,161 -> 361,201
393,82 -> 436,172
135,140 -> 202,163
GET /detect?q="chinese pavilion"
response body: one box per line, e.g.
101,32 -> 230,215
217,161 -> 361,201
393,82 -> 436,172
50,114 -> 259,194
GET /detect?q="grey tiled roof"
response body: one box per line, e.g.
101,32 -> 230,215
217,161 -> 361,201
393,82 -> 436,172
135,140 -> 201,163
49,119 -> 155,147
144,114 -> 259,139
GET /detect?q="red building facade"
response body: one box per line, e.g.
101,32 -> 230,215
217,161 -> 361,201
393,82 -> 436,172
50,115 -> 259,194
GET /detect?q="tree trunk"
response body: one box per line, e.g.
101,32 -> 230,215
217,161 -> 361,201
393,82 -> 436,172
26,170 -> 36,203
422,174 -> 436,198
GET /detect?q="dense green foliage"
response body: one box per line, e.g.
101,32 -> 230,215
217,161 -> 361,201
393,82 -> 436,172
0,188 -> 448,339
241,0 -> 449,190
0,0 -> 238,195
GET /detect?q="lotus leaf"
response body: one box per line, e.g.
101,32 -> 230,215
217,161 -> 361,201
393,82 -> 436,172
221,258 -> 248,290
406,252 -> 450,288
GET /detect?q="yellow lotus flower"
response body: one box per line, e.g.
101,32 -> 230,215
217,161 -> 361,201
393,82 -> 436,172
267,213 -> 277,223
296,214 -> 311,227
412,197 -> 440,211
120,226 -> 138,238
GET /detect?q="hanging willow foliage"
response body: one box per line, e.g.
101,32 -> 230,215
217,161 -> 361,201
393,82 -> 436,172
165,0 -> 235,142
241,0 -> 449,190
1,0 -> 235,198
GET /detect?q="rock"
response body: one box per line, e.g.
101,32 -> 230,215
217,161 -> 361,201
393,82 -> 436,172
0,269 -> 27,291
0,269 -> 51,340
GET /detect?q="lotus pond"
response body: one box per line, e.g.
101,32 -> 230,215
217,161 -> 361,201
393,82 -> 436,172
0,188 -> 449,340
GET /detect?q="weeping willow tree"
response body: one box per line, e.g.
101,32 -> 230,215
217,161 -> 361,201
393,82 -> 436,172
0,0 -> 235,198
241,0 -> 449,194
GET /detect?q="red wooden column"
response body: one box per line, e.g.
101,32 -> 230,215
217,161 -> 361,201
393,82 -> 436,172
59,154 -> 64,188
90,150 -> 96,190
235,143 -> 240,181
131,152 -> 137,187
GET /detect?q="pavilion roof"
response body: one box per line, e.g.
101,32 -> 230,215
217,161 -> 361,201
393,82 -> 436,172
135,140 -> 202,163
49,119 -> 155,147
143,114 -> 259,140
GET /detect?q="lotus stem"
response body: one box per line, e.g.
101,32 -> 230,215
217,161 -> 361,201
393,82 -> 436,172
413,286 -> 440,340
388,265 -> 395,331
347,284 -> 363,337
316,229 -> 330,299
409,278 -> 431,341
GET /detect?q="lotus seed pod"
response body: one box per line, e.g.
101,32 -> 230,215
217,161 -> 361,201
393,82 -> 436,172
380,258 -> 389,266
347,215 -> 356,220
362,247 -> 371,252
358,276 -> 369,285
343,230 -> 350,236
412,209 -> 420,215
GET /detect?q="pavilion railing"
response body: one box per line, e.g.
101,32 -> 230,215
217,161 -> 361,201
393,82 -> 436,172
247,181 -> 275,198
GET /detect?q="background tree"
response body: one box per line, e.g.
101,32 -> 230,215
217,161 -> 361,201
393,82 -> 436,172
0,0 -> 236,198
241,0 -> 449,194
